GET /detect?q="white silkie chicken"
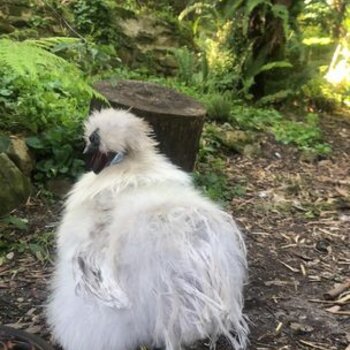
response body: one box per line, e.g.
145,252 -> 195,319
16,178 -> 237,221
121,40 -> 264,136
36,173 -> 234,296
47,108 -> 248,350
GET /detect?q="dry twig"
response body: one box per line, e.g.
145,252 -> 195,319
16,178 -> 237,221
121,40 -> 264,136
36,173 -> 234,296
324,280 -> 350,300
298,340 -> 331,350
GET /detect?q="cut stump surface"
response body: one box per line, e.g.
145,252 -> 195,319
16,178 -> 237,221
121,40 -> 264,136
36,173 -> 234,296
91,80 -> 206,172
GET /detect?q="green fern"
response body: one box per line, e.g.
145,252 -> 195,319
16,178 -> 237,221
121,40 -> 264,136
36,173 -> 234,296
260,61 -> 293,72
256,89 -> 293,105
173,47 -> 196,85
26,37 -> 81,50
178,3 -> 217,22
0,38 -> 106,102
0,39 -> 72,76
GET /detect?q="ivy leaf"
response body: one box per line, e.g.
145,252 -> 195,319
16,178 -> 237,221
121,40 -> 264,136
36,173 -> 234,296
1,215 -> 28,230
26,136 -> 45,149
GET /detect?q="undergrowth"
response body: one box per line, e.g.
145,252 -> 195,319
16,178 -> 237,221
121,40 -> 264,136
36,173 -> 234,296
233,106 -> 330,155
0,215 -> 54,265
193,124 -> 247,204
0,38 -> 104,181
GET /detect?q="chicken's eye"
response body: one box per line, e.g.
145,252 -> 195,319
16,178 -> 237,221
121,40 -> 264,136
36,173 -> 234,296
89,129 -> 100,145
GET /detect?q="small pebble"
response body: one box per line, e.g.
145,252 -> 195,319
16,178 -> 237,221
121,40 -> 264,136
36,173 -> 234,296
315,240 -> 329,252
6,252 -> 14,260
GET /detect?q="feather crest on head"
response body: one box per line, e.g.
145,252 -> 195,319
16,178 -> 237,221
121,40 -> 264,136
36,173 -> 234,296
67,108 -> 190,207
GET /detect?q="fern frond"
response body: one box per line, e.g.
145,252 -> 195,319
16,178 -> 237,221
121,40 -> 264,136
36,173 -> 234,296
0,39 -> 74,77
85,85 -> 109,103
257,89 -> 293,105
0,38 -> 106,103
179,3 -> 214,22
260,61 -> 293,72
26,37 -> 81,50
172,47 -> 195,85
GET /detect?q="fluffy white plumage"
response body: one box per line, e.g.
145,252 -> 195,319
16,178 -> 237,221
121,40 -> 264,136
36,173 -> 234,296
47,108 -> 248,350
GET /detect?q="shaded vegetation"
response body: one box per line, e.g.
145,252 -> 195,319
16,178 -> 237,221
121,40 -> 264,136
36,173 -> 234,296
0,0 -> 349,188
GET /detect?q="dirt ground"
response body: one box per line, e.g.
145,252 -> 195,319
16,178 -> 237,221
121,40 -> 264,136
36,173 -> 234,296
0,113 -> 349,350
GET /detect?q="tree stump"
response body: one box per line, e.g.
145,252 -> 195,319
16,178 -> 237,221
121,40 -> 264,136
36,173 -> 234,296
91,80 -> 206,172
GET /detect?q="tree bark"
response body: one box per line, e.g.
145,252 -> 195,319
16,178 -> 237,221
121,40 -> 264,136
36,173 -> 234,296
91,80 -> 206,172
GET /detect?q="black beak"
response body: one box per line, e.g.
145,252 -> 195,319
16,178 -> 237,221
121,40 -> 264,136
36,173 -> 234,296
84,145 -> 118,174
84,144 -> 106,174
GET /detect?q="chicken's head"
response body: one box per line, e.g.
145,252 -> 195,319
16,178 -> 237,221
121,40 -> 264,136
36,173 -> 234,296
83,108 -> 155,174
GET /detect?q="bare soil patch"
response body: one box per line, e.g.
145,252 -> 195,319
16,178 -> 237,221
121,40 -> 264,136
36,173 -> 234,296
232,114 -> 350,350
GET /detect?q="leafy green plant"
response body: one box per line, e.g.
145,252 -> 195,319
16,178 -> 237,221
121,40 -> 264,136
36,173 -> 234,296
194,125 -> 248,203
205,94 -> 233,122
231,105 -> 282,130
28,231 -> 55,263
0,216 -> 28,231
173,47 -> 196,85
0,38 -> 74,77
300,75 -> 340,112
42,37 -> 120,75
0,38 -> 104,180
230,105 -> 330,155
70,0 -> 116,43
180,0 -> 307,100
272,113 -> 331,155
26,127 -> 85,180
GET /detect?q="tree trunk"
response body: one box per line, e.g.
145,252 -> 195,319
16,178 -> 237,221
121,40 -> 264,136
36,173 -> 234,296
91,80 -> 206,172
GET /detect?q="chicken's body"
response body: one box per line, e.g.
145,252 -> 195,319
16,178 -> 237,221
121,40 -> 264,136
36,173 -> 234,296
47,109 -> 248,350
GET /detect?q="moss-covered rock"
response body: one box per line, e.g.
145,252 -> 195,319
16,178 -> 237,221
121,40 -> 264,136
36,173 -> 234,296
217,130 -> 253,154
117,14 -> 194,74
0,0 -> 62,36
7,136 -> 34,176
0,153 -> 31,216
242,143 -> 261,158
0,134 -> 35,176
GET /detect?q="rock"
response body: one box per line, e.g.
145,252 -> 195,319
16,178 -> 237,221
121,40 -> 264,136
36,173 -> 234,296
117,14 -> 193,75
6,136 -> 34,176
290,322 -> 314,335
8,16 -> 31,28
218,130 -> 253,154
0,153 -> 31,216
0,22 -> 15,34
243,143 -> 261,158
0,0 -> 58,36
6,252 -> 14,260
300,150 -> 318,163
46,178 -> 73,198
